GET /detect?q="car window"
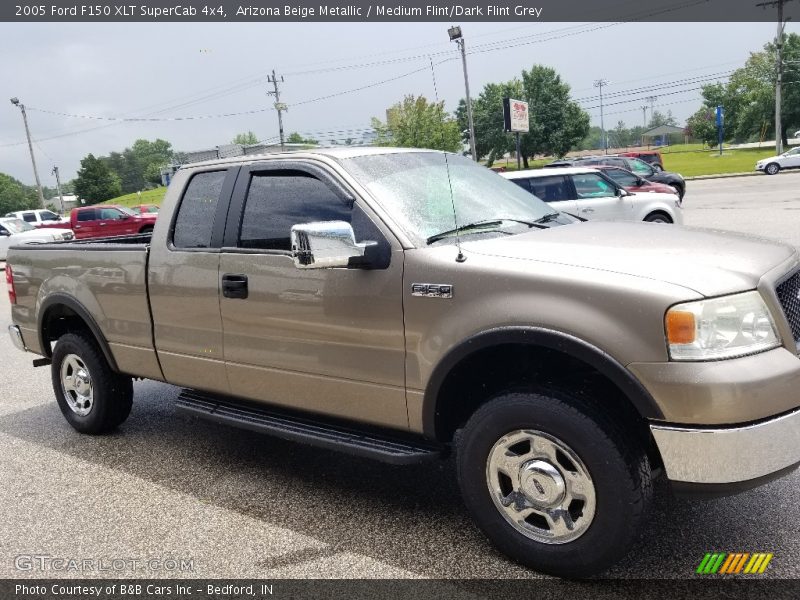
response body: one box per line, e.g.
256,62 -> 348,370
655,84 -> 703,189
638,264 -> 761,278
785,148 -> 800,156
603,168 -> 638,187
76,209 -> 96,222
130,207 -> 141,215
144,206 -> 159,213
41,210 -> 59,221
511,178 -> 532,193
239,171 -> 352,251
2,218 -> 34,233
627,158 -> 654,177
528,175 -> 571,202
22,212 -> 36,223
173,170 -> 227,249
572,173 -> 617,199
100,208 -> 125,220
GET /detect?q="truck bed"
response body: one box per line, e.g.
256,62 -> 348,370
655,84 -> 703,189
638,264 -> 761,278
7,233 -> 157,377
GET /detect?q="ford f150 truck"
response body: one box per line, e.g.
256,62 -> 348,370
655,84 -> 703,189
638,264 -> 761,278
68,205 -> 157,239
6,148 -> 800,578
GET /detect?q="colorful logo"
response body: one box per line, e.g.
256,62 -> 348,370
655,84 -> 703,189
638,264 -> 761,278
696,552 -> 773,575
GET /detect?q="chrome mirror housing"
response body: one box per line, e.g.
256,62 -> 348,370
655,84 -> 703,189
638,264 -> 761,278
291,221 -> 372,269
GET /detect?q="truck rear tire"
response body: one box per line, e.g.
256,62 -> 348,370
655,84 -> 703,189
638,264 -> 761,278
51,332 -> 133,434
457,390 -> 652,578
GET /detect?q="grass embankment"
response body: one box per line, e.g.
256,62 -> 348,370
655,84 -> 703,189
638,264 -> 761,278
491,144 -> 779,177
101,187 -> 167,208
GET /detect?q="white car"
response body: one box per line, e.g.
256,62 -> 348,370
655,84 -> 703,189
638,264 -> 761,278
501,167 -> 683,224
755,147 -> 800,175
0,217 -> 74,260
4,208 -> 69,226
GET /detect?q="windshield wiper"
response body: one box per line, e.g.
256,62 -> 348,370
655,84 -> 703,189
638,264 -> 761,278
426,218 -> 544,245
534,211 -> 560,224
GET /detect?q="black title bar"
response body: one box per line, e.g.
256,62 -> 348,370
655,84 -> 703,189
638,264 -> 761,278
3,0 -> 798,22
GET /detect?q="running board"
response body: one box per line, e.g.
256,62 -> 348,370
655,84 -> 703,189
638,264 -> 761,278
175,390 -> 446,465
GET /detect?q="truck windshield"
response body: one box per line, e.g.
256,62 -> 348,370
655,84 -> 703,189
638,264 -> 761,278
1,219 -> 34,234
341,152 -> 555,246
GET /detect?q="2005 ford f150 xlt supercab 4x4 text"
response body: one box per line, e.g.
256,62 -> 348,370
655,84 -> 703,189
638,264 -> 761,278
6,148 -> 800,577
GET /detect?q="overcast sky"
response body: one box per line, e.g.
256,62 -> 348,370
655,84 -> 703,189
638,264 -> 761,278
0,20 -> 790,186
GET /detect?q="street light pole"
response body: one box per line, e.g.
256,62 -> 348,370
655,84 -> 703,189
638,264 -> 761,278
10,97 -> 45,207
594,79 -> 607,154
449,26 -> 477,161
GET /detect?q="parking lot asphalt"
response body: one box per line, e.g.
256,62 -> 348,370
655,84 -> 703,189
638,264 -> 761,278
1,171 -> 799,581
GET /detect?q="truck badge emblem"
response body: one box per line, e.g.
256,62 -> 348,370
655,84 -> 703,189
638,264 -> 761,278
411,283 -> 453,299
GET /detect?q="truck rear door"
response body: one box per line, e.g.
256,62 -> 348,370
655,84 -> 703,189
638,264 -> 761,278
147,168 -> 237,395
73,208 -> 98,238
217,162 -> 408,428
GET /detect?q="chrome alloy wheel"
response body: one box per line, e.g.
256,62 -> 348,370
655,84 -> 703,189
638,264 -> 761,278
60,353 -> 94,416
486,430 -> 596,544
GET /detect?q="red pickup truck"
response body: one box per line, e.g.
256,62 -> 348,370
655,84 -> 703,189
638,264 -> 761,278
70,205 -> 157,240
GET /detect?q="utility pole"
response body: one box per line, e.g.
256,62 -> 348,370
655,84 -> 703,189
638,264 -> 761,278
448,26 -> 478,161
267,70 -> 287,152
594,79 -> 608,154
640,105 -> 648,146
757,0 -> 793,154
52,166 -> 64,211
10,97 -> 45,207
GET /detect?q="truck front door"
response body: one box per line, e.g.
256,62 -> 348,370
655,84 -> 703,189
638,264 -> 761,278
218,162 -> 408,429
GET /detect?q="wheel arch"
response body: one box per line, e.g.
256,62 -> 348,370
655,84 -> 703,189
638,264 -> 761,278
422,327 -> 664,442
38,293 -> 120,372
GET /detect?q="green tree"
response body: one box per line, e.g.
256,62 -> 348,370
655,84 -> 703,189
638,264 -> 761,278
286,132 -> 319,144
372,95 -> 462,153
0,173 -> 39,215
74,154 -> 122,204
232,131 -> 259,145
102,139 -> 173,193
460,66 -> 589,167
686,107 -> 718,147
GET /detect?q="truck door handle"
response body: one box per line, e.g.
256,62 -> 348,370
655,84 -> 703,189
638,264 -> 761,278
222,273 -> 248,299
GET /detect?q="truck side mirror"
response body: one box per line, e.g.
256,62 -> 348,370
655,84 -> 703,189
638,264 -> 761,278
291,221 -> 376,269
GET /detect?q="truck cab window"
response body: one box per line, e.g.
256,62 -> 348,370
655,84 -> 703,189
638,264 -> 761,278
77,209 -> 96,222
239,171 -> 352,251
173,170 -> 226,249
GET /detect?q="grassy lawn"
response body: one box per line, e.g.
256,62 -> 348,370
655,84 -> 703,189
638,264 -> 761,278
101,187 -> 167,208
491,145 -> 777,177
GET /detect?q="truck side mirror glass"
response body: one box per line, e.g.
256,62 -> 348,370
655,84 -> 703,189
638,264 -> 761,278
291,221 -> 375,269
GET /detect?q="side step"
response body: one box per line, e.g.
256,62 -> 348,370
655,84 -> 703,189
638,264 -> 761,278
175,390 -> 446,465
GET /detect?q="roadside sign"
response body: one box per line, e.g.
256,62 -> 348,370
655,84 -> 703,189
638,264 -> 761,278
716,105 -> 724,127
503,98 -> 529,133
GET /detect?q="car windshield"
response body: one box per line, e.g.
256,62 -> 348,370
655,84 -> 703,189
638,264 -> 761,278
341,152 -> 555,245
783,148 -> 800,156
1,218 -> 35,234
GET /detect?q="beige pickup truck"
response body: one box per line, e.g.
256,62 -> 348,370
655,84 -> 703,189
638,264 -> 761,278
6,148 -> 800,577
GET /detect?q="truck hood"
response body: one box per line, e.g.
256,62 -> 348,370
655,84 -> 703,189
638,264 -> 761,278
12,228 -> 70,240
463,222 -> 795,297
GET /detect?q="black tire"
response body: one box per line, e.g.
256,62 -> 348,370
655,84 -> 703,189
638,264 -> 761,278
644,212 -> 672,224
51,332 -> 133,434
765,162 -> 780,175
457,390 -> 652,578
139,225 -> 154,234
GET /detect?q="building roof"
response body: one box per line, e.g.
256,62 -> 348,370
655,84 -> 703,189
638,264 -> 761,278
642,124 -> 685,137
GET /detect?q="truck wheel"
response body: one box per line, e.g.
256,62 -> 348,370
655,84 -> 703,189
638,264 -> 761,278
51,333 -> 133,434
139,225 -> 153,234
457,390 -> 652,578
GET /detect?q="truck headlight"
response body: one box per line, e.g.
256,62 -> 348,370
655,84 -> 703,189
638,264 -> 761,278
665,291 -> 780,360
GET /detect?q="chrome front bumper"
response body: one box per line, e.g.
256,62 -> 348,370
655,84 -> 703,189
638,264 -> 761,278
8,325 -> 26,352
651,408 -> 800,485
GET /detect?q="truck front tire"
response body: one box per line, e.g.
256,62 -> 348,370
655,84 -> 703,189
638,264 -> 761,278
51,332 -> 133,434
457,390 -> 652,578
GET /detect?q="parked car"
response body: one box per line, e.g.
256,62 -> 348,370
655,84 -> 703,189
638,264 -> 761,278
0,217 -> 73,260
618,150 -> 663,170
8,148 -> 800,578
547,155 -> 686,199
503,167 -> 683,223
755,147 -> 800,175
129,204 -> 160,215
69,205 -> 157,239
5,208 -> 69,228
593,165 -> 681,200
